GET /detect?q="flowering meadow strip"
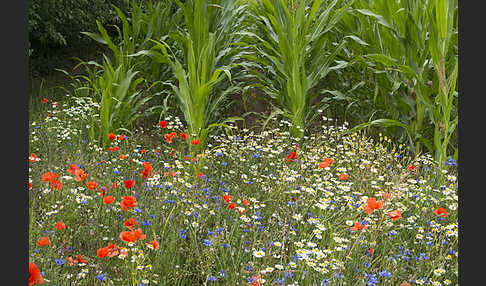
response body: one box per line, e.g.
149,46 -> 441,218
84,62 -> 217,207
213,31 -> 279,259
28,99 -> 457,285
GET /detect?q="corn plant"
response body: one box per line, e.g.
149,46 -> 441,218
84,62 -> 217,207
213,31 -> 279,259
427,0 -> 458,164
134,0 -> 248,155
240,0 -> 353,139
97,55 -> 146,146
338,0 -> 458,162
76,0 -> 184,147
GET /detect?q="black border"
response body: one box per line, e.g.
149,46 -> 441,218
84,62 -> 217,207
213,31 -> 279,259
4,0 -> 29,283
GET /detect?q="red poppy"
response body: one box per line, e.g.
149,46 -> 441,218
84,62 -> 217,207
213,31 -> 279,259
191,139 -> 200,145
141,162 -> 153,178
29,262 -> 44,285
37,236 -> 51,247
41,172 -> 59,183
223,194 -> 233,203
350,222 -> 367,231
159,120 -> 168,128
180,132 -> 189,140
29,182 -> 32,190
143,162 -> 153,172
242,199 -> 250,207
140,149 -> 146,154
67,164 -> 78,175
50,179 -> 63,191
29,153 -> 39,163
106,243 -> 119,257
124,180 -> 135,189
338,173 -> 349,180
124,218 -> 138,230
86,181 -> 98,191
42,98 -> 48,104
74,169 -> 87,182
388,210 -> 401,221
120,154 -> 127,160
164,132 -> 177,143
400,283 -> 411,286
77,254 -> 88,263
318,158 -> 334,169
118,135 -> 126,141
108,133 -> 116,141
98,186 -> 107,197
55,221 -> 66,231
121,196 -> 136,211
147,240 -> 159,250
97,247 -> 109,258
433,207 -> 449,217
103,195 -> 115,204
112,182 -> 118,189
408,165 -> 416,171
286,151 -> 297,162
120,231 -> 137,243
228,202 -> 236,210
134,228 -> 146,240
363,197 -> 384,215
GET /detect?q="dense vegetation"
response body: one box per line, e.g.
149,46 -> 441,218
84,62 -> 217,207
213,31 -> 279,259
28,0 -> 458,285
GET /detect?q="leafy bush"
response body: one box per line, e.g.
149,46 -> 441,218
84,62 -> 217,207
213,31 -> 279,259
28,0 -> 133,75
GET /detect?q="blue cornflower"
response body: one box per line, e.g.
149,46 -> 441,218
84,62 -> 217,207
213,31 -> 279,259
378,270 -> 392,278
203,239 -> 213,247
321,279 -> 330,285
222,162 -> 228,166
179,229 -> 187,239
364,273 -> 380,285
222,243 -> 229,249
55,258 -> 65,266
142,220 -> 151,226
219,270 -> 226,278
445,158 -> 457,166
207,276 -> 216,282
96,273 -> 106,281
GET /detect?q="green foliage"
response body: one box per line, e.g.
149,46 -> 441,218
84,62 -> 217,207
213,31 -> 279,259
65,1 -> 181,147
336,0 -> 458,162
135,0 -> 248,154
240,0 -> 353,140
28,0 -> 134,75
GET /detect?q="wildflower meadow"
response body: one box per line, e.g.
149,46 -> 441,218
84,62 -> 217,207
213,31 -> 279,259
28,0 -> 458,285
